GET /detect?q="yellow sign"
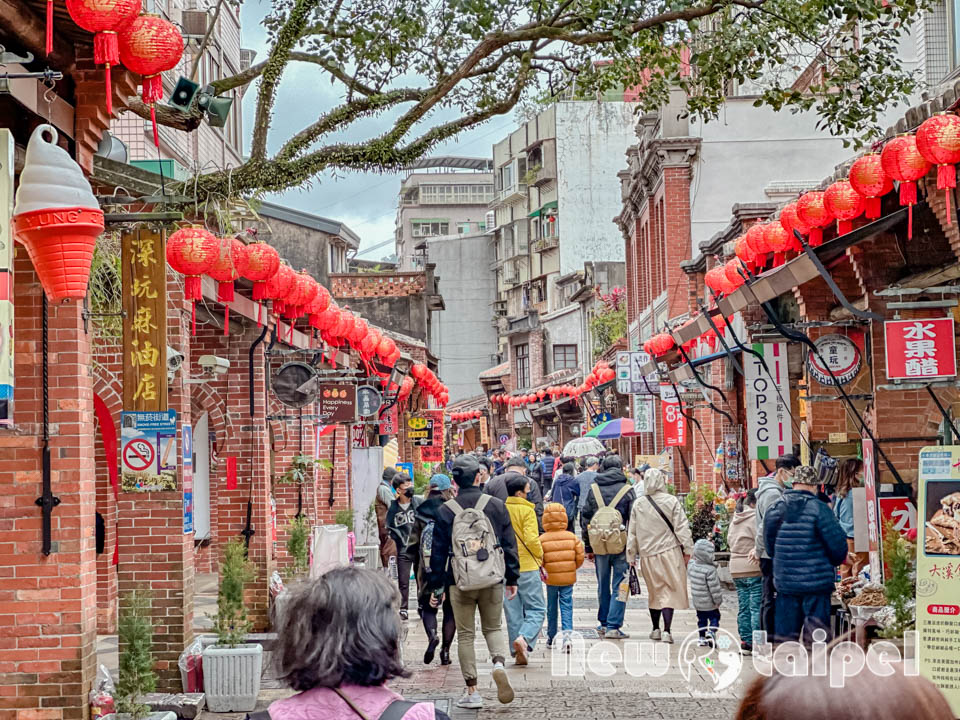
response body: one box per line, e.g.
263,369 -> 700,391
408,417 -> 428,430
916,445 -> 960,714
800,422 -> 810,465
828,432 -> 848,444
122,228 -> 167,411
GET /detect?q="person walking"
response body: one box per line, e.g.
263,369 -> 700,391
406,474 -> 457,665
575,456 -> 600,524
833,458 -> 865,578
580,454 -> 635,639
540,502 -> 584,651
269,567 -> 448,720
550,461 -> 580,532
539,448 -> 557,495
688,538 -> 724,647
428,455 -> 518,709
763,465 -> 850,644
503,474 -> 546,665
386,473 -> 422,619
484,456 -> 544,529
625,467 -> 693,644
476,456 -> 493,490
755,453 -> 800,638
728,489 -> 763,654
376,468 -> 398,570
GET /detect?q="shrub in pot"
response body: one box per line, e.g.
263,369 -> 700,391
203,538 -> 262,712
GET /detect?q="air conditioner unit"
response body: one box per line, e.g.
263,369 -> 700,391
485,211 -> 496,230
182,10 -> 211,37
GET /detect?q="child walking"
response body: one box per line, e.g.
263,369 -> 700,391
539,502 -> 585,651
728,489 -> 762,654
688,538 -> 723,646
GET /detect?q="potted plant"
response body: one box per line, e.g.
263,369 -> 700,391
202,538 -> 261,712
285,515 -> 310,578
114,590 -> 176,720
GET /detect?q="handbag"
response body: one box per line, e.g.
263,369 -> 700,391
628,566 -> 642,596
515,535 -> 548,582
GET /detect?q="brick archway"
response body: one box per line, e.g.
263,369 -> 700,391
92,370 -> 123,634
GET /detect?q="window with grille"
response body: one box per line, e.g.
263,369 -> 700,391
553,344 -> 577,370
411,221 -> 449,237
515,343 -> 530,388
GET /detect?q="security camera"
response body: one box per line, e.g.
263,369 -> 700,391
198,354 -> 230,375
167,346 -> 184,372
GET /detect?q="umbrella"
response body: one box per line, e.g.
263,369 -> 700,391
562,436 -> 606,457
585,418 -> 635,439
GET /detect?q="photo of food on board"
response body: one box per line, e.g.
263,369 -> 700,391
924,483 -> 960,556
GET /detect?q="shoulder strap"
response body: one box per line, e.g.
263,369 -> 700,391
333,688 -> 373,720
475,494 -> 491,513
379,700 -> 418,720
591,483 -> 605,507
646,495 -> 681,544
445,498 -> 463,517
245,712 -> 272,720
610,484 -> 632,509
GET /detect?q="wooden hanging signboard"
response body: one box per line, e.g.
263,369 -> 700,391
122,227 -> 168,411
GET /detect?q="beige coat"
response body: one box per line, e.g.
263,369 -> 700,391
728,507 -> 762,578
625,470 -> 694,563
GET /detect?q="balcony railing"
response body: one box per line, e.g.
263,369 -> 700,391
533,235 -> 559,253
495,182 -> 527,206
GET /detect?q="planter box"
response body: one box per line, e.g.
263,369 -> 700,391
202,643 -> 263,712
117,712 -> 177,720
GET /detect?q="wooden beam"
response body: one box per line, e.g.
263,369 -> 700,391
0,0 -> 75,69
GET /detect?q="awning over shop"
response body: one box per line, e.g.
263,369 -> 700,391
528,200 -> 558,218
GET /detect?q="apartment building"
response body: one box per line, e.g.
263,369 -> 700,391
110,0 -> 250,177
394,158 -> 494,270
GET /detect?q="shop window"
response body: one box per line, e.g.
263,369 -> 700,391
515,343 -> 530,388
553,344 -> 577,370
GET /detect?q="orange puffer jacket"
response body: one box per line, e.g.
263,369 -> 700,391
540,503 -> 585,586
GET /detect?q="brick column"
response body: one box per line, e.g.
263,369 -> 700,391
0,255 -> 97,719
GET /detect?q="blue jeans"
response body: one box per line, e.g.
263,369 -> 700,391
735,576 -> 763,646
697,609 -> 721,638
546,585 -> 574,642
504,570 -> 546,649
775,591 -> 832,645
594,552 -> 628,631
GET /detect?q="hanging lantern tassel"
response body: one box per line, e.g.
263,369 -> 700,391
93,31 -> 120,116
899,181 -> 917,239
217,281 -> 234,335
183,275 -> 202,336
142,74 -> 163,146
46,0 -> 53,55
939,164 -> 957,223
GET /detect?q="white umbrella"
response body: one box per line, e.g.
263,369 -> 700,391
562,437 -> 605,457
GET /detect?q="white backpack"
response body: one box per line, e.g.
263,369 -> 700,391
445,495 -> 505,591
586,483 -> 632,555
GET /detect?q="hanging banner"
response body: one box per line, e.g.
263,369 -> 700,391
745,343 -> 792,460
122,228 -> 168,412
182,424 -> 193,534
660,384 -> 685,447
632,396 -> 654,434
352,424 -> 368,448
318,384 -> 357,423
379,404 -> 398,435
917,446 -> 960,716
862,438 -> 882,577
0,130 -> 13,427
420,445 -> 443,463
884,318 -> 957,381
120,410 -> 178,492
616,350 -> 657,394
479,416 -> 490,447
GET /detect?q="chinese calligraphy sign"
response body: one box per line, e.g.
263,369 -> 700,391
122,228 -> 167,411
885,318 -> 956,381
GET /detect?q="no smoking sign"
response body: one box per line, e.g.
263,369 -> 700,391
123,438 -> 155,472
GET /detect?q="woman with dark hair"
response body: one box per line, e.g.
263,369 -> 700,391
834,458 -> 865,578
734,667 -> 953,720
550,461 -> 580,531
269,567 -> 447,720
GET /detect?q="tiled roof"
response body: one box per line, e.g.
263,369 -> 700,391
478,361 -> 510,379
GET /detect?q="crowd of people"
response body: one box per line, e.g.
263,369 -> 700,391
265,446 -> 924,719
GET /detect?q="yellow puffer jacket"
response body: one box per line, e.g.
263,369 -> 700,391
539,503 -> 584,586
506,496 -> 543,573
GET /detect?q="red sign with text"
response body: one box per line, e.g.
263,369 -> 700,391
379,404 -> 398,435
884,318 -> 956,381
660,385 -> 686,447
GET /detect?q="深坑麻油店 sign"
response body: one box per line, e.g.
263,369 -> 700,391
317,384 -> 357,423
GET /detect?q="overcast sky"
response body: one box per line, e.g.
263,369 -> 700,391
239,0 -> 518,260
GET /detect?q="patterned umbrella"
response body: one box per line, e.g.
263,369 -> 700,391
585,418 -> 635,439
562,437 -> 606,457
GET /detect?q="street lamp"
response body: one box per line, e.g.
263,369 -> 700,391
388,354 -> 413,395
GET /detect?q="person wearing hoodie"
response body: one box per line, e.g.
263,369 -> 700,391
503,474 -> 546,665
728,489 -> 763,653
540,502 -> 585,651
376,468 -> 399,569
385,473 -> 423,619
755,453 -> 801,637
626,467 -> 694,644
688,539 -> 724,647
405,474 -> 457,666
550,461 -> 580,531
580,454 -> 635,639
763,465 -> 850,644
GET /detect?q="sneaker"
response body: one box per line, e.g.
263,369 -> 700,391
649,629 -> 662,641
513,637 -> 528,666
604,628 -> 630,640
399,609 -> 408,621
741,642 -> 753,656
698,638 -> 709,647
596,625 -> 606,638
562,639 -> 572,654
662,631 -> 674,644
456,691 -> 483,709
424,634 -> 439,665
492,662 -> 515,704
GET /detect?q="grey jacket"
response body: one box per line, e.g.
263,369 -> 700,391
687,539 -> 723,612
755,475 -> 785,559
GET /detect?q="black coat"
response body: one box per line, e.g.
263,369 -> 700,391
579,468 -> 635,554
764,489 -> 849,595
405,491 -> 447,606
484,471 -> 544,529
427,486 -> 520,589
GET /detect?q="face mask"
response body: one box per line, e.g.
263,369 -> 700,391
403,488 -> 414,498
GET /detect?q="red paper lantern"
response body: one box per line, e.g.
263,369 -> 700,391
734,235 -> 756,271
704,265 -> 727,294
724,259 -> 745,288
849,154 -> 893,219
377,336 -> 397,362
398,376 -> 414,401
823,180 -> 865,236
306,284 -> 331,329
65,0 -> 141,115
242,241 -> 280,327
166,226 -> 218,334
349,318 -> 369,348
411,364 -> 428,381
796,191 -> 833,247
917,114 -> 960,224
295,273 -> 319,317
361,328 -> 381,357
337,310 -> 356,342
205,236 -> 249,334
881,135 -> 931,239
648,333 -> 675,357
314,301 -> 340,332
745,223 -> 770,267
118,14 -> 184,146
599,367 -> 615,383
779,202 -> 811,252
763,222 -> 791,266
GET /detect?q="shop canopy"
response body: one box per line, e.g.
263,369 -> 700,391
528,200 -> 558,218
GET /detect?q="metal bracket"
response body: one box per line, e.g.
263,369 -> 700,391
798,232 -> 883,321
81,309 -> 126,334
699,301 -> 745,377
